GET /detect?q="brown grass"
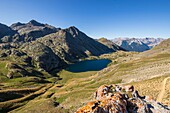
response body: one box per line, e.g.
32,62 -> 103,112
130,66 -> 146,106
0,84 -> 52,112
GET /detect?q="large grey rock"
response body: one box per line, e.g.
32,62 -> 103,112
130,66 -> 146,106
77,84 -> 170,113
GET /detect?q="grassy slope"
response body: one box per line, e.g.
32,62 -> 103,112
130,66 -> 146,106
0,61 -> 9,83
1,50 -> 170,112
51,52 -> 170,112
129,74 -> 170,106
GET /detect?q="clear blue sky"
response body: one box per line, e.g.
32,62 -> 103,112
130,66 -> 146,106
0,0 -> 170,39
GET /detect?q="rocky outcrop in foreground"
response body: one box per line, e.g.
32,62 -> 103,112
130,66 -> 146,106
76,84 -> 170,113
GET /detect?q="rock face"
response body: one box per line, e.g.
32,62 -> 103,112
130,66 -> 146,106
0,23 -> 17,38
0,20 -> 60,43
76,84 -> 170,113
21,42 -> 66,72
98,38 -> 126,51
36,26 -> 114,63
0,23 -> 20,43
10,20 -> 61,42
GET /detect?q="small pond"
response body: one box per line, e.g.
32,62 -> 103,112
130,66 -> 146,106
66,59 -> 111,72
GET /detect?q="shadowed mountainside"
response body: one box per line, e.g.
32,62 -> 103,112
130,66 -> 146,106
35,27 -> 114,63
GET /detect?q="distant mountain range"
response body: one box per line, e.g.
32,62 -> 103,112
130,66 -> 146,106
112,38 -> 164,52
139,38 -> 164,48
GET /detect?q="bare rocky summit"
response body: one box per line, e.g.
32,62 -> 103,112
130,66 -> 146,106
76,84 -> 170,113
10,20 -> 61,42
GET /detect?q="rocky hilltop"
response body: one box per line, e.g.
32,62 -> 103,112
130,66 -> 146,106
10,20 -> 61,42
76,84 -> 170,113
112,38 -> 164,52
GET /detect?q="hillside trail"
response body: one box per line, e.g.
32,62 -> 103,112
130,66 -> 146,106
156,77 -> 170,102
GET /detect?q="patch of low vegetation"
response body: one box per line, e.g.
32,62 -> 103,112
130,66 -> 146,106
0,84 -> 52,112
57,70 -> 97,84
1,50 -> 170,112
129,74 -> 170,106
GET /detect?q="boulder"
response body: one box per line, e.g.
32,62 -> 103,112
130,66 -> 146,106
6,72 -> 13,79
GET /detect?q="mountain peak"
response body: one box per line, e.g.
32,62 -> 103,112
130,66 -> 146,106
28,20 -> 44,26
66,26 -> 80,37
10,22 -> 25,28
68,26 -> 79,32
69,26 -> 78,29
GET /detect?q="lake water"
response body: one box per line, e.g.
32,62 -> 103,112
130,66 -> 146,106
66,59 -> 111,72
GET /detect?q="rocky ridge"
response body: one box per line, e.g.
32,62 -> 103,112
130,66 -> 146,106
10,20 -> 61,42
35,27 -> 114,63
76,84 -> 170,113
0,20 -> 122,78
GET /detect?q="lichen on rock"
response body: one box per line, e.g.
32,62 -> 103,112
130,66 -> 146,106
76,84 -> 170,113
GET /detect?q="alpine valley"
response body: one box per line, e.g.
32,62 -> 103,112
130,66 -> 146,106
0,20 -> 170,113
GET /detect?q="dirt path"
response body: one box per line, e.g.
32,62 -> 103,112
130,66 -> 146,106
156,77 -> 170,102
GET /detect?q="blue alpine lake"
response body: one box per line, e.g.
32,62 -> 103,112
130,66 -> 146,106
66,59 -> 112,72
